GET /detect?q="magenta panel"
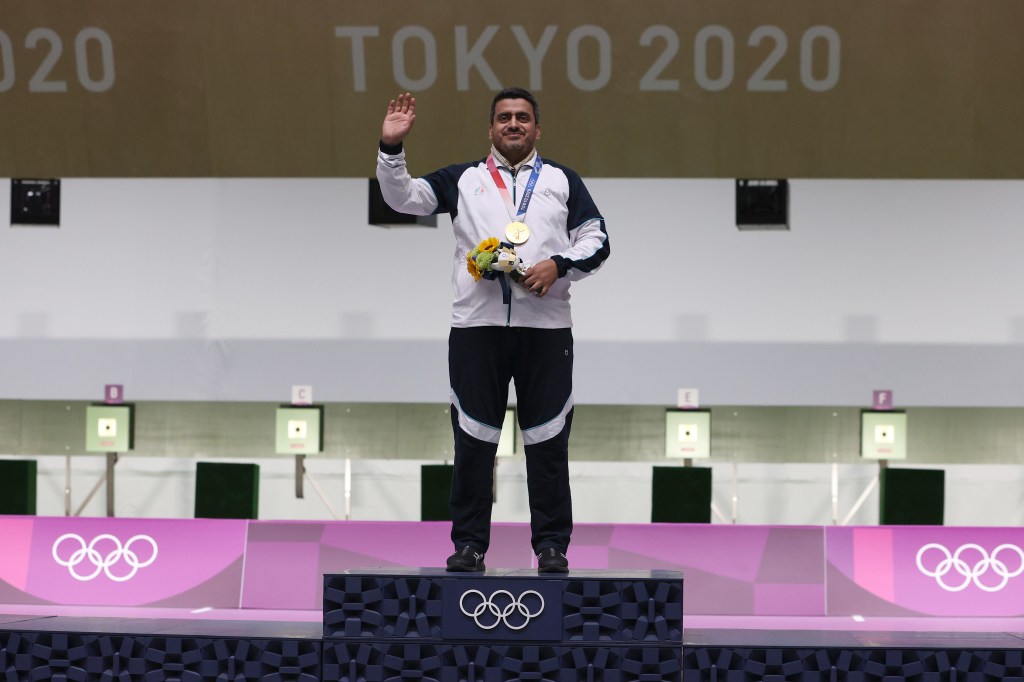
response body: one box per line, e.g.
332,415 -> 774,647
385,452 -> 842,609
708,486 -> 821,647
1,517 -> 246,607
8,517 -> 1021,618
238,521 -> 825,615
0,517 -> 34,593
826,526 -> 1024,617
240,521 -> 534,609
597,524 -> 826,615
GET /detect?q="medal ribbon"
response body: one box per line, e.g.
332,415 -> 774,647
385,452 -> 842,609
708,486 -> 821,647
486,154 -> 543,223
480,240 -> 517,304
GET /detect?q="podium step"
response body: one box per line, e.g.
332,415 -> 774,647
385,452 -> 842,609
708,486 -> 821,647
322,568 -> 684,681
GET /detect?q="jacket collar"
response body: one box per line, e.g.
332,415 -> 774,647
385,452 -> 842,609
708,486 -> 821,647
490,146 -> 538,173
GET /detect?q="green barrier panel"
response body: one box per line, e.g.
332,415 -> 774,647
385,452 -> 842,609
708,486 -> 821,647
0,459 -> 37,515
421,463 -> 453,521
195,462 -> 260,519
652,466 -> 712,523
880,468 -> 944,525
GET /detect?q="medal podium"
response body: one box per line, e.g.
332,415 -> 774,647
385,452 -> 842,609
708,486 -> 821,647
321,568 -> 683,681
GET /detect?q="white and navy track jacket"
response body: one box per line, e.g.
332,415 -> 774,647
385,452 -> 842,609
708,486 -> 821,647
377,143 -> 610,329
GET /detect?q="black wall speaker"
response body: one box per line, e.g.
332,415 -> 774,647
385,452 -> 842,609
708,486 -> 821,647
369,178 -> 437,227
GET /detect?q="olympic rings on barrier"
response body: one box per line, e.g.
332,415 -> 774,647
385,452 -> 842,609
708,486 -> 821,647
459,589 -> 545,630
51,533 -> 159,582
916,542 -> 1024,593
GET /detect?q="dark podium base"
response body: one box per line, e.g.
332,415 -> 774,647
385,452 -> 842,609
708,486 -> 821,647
322,568 -> 684,682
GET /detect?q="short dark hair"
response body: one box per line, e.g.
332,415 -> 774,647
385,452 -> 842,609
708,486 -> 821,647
490,87 -> 539,124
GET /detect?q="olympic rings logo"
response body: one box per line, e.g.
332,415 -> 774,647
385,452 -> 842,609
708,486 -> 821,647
916,543 -> 1024,593
459,589 -> 545,630
51,533 -> 159,582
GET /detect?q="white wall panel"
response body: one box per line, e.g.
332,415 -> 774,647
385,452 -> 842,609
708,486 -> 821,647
2,178 -> 1022,405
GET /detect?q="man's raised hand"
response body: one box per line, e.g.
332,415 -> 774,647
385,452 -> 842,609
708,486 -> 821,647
381,93 -> 416,146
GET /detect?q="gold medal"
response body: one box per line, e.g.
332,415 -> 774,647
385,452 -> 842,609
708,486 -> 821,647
505,221 -> 530,244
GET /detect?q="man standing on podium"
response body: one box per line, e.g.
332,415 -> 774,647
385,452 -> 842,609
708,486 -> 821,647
375,88 -> 610,573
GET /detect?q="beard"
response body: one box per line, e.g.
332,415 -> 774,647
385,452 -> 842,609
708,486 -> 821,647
495,135 -> 532,162
502,139 -> 525,153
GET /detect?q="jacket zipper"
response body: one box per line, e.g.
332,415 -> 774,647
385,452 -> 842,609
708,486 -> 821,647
506,165 -> 517,327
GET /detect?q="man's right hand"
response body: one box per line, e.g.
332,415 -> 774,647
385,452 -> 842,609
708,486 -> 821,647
381,93 -> 416,146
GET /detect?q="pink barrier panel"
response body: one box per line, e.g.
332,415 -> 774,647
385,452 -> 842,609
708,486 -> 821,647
0,516 -> 247,607
239,521 -> 826,615
10,517 -> 1020,617
593,524 -> 826,616
240,521 -> 534,610
826,526 -> 1024,617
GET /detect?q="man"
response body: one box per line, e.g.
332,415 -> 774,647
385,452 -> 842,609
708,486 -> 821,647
376,87 -> 610,573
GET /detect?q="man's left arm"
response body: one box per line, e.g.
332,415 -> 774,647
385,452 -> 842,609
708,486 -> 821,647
551,216 -> 609,282
522,169 -> 609,296
522,217 -> 609,295
551,169 -> 610,280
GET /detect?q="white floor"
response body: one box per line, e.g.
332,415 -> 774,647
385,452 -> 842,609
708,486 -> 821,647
3,602 -> 1023,635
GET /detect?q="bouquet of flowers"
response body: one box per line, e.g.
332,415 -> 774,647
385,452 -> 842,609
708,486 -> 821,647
466,237 -> 531,282
466,237 -> 532,301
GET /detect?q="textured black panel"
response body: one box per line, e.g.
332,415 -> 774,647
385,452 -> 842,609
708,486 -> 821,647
323,575 -> 445,639
972,648 -> 1024,679
497,645 -> 563,681
323,642 -> 445,682
0,631 -> 114,680
0,632 -> 320,682
682,647 -> 1024,681
563,579 -> 683,643
441,643 -> 509,681
322,571 -> 684,680
121,636 -> 221,680
322,642 -> 682,682
560,647 -> 626,682
618,645 -> 682,682
326,573 -> 683,645
218,639 -> 322,681
10,627 -> 1024,682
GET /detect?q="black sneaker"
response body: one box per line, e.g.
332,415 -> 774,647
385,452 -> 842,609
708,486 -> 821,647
537,548 -> 568,573
446,546 -> 485,572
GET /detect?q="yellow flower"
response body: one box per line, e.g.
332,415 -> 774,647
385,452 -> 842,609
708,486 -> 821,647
466,253 -> 482,282
478,237 -> 499,253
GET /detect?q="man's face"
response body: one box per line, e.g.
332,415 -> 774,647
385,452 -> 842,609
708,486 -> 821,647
489,98 -> 540,164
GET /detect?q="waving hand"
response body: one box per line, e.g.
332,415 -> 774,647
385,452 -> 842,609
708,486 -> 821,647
381,93 -> 416,146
